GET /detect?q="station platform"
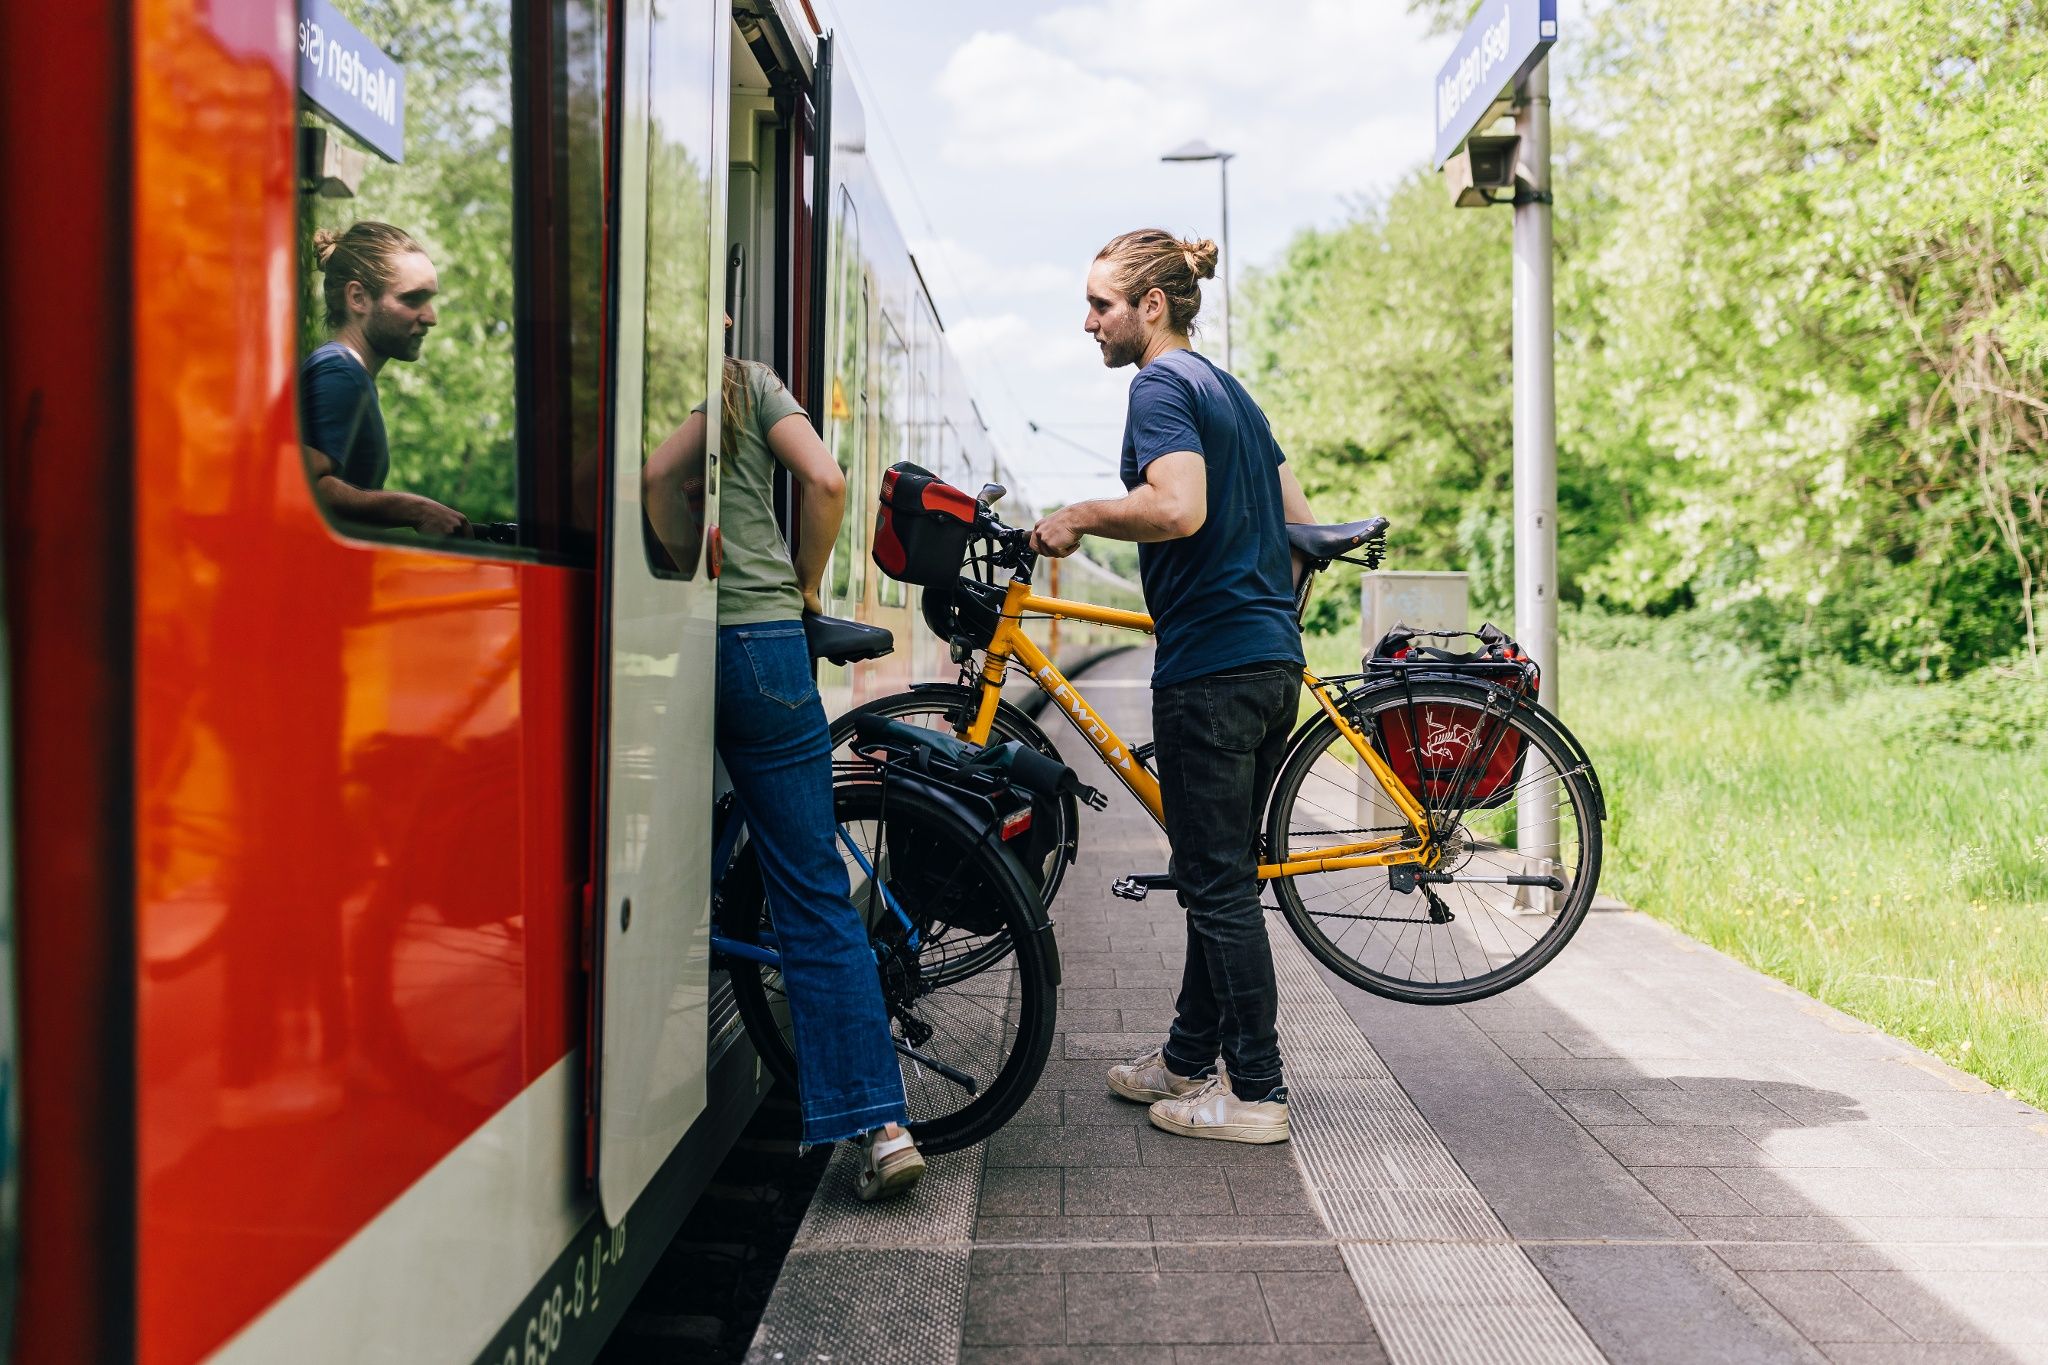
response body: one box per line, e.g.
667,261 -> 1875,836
747,648 -> 2048,1365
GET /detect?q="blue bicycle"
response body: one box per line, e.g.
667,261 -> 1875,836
709,618 -> 1091,1153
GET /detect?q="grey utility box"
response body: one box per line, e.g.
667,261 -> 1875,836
1361,571 -> 1469,650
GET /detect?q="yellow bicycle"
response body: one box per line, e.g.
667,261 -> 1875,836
836,482 -> 1607,1004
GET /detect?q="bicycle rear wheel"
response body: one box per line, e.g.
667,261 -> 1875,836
1266,679 -> 1602,1004
719,778 -> 1058,1154
831,686 -> 1077,906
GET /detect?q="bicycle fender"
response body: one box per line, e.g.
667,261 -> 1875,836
872,767 -> 1059,935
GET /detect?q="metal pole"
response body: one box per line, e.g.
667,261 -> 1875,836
1218,155 -> 1233,372
1513,57 -> 1558,866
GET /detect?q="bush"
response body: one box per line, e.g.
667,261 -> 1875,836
1881,661 -> 2048,752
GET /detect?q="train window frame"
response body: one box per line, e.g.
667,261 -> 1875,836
825,187 -> 865,613
291,0 -> 605,569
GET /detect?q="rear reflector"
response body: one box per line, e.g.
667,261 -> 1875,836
999,807 -> 1033,841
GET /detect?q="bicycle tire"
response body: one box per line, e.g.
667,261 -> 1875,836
831,685 -> 1078,907
718,778 -> 1058,1154
1266,678 -> 1603,1005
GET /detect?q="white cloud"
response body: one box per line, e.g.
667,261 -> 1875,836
909,236 -> 1078,302
933,31 -> 1203,168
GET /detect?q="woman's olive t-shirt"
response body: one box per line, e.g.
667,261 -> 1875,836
717,360 -> 810,626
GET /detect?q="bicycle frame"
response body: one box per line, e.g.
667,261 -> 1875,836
959,574 -> 1437,878
705,797 -> 922,970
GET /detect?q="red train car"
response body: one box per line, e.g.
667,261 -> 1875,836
1,1 -> 1138,1360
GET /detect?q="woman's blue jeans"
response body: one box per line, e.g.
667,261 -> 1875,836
717,621 -> 908,1144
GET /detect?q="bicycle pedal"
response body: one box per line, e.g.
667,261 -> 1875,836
1111,877 -> 1150,902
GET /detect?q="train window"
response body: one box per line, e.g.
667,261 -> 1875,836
294,0 -> 605,560
637,0 -> 725,580
876,313 -> 909,608
826,191 -> 866,612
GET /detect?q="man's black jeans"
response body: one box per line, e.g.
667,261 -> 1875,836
1155,660 -> 1298,1101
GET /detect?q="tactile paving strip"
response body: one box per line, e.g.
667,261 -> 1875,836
1268,922 -> 1605,1363
747,1141 -> 981,1363
743,1246 -> 968,1365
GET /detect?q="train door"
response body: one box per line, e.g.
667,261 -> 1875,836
592,0 -> 731,1222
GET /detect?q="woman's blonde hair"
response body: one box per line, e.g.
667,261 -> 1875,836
311,221 -> 425,327
720,356 -> 754,448
1094,229 -> 1219,336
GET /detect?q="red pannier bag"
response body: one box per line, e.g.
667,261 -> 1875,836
1366,624 -> 1539,810
872,461 -> 978,587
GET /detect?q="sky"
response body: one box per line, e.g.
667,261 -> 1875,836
809,0 -> 1455,504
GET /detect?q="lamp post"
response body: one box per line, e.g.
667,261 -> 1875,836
1160,138 -> 1235,371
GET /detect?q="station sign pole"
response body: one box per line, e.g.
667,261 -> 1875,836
1433,0 -> 1559,870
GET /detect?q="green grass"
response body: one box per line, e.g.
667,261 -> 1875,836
1303,628 -> 2048,1105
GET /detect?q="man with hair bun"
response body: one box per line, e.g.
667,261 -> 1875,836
1032,227 -> 1318,1145
299,220 -> 467,537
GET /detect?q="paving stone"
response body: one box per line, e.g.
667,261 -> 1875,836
987,1126 -> 1142,1168
1063,1166 -> 1230,1216
1814,1347 -> 2040,1364
1740,1272 -> 1910,1344
971,1245 -> 1159,1275
1552,1029 -> 1706,1060
1058,964 -> 1117,988
1522,1058 -> 1685,1090
1593,1125 -> 1770,1167
1632,1165 -> 1757,1217
1889,1125 -> 2048,1168
1062,988 -> 1175,1012
1853,1215 -> 2048,1242
1148,1214 -> 1328,1242
1067,1032 -> 1176,1060
972,1216 -> 1153,1244
1710,1244 -> 1900,1273
1838,1270 -> 2048,1342
1741,1125 -> 1950,1170
1712,1165 -> 1935,1217
1155,1243 -> 1344,1273
1007,1089 -> 1065,1127
980,1167 -> 1063,1217
1629,1088 -> 1798,1128
1682,1214 -> 1874,1243
1526,1243 -> 1831,1365
964,1275 -> 1065,1346
962,1348 -> 1172,1365
1063,1272 -> 1273,1344
1556,1089 -> 1652,1126
1118,1009 -> 1179,1034
1173,1346 -> 1390,1365
1224,1167 -> 1319,1216
1258,1271 -> 1378,1343
1054,1009 -> 1123,1033
1114,966 -> 1185,986
1485,1030 -> 1573,1059
1137,1129 -> 1299,1167
1058,1090 -> 1154,1127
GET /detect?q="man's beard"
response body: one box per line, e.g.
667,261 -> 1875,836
1098,330 -> 1143,367
367,310 -> 425,363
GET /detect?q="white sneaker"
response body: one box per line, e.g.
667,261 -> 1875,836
1148,1075 -> 1291,1145
855,1124 -> 925,1202
1106,1048 -> 1224,1104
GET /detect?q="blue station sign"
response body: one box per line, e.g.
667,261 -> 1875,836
297,0 -> 406,163
1433,0 -> 1557,167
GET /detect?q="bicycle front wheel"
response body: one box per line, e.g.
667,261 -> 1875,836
719,778 -> 1058,1154
1266,679 -> 1602,1004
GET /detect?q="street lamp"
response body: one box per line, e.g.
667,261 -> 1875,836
1161,138 -> 1235,371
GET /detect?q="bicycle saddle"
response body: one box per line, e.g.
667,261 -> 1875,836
1287,517 -> 1390,562
803,611 -> 894,665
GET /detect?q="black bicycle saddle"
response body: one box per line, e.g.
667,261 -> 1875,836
802,611 -> 894,665
1287,517 -> 1390,562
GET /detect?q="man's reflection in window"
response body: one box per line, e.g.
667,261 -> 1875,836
300,221 -> 469,537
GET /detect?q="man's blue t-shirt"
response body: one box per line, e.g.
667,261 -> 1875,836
1118,348 -> 1304,688
299,342 -> 390,490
